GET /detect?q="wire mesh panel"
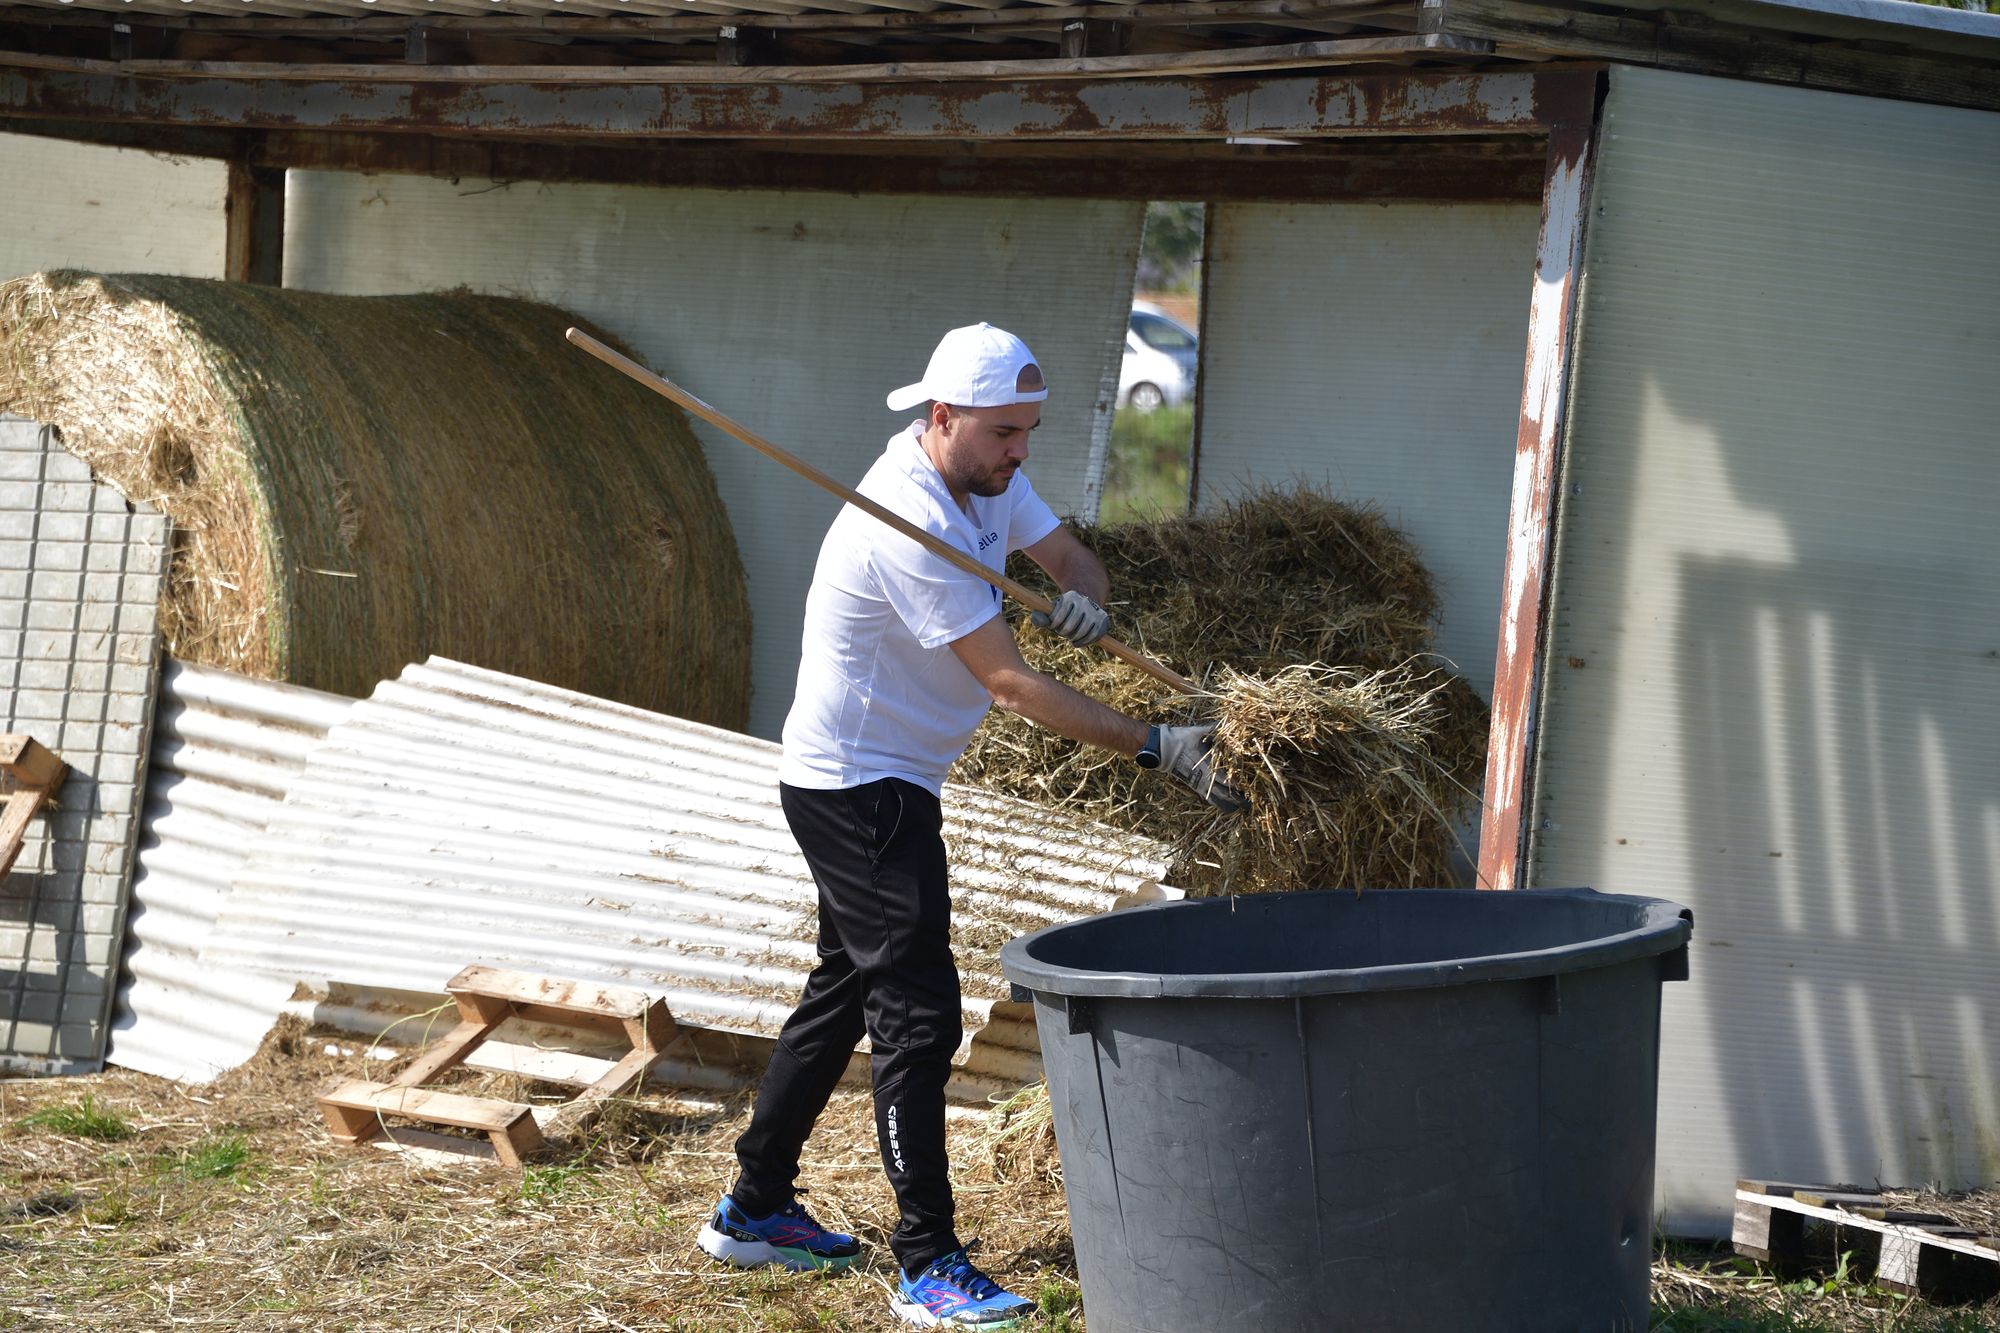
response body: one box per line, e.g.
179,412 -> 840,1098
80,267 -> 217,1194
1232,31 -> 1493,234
0,416 -> 168,1073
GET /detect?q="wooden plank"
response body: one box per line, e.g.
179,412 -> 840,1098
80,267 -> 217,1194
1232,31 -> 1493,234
0,790 -> 44,880
448,965 -> 654,1020
1,0 -> 1427,39
318,1098 -> 382,1147
319,1079 -> 535,1136
368,1127 -> 499,1167
1793,1189 -> 1885,1210
622,1001 -> 677,1057
463,1039 -> 630,1089
451,990 -> 513,1026
1878,1230 -> 1955,1297
0,34 -> 1493,85
487,1113 -> 545,1169
1736,1179 -> 1827,1199
0,735 -> 65,788
541,1045 -> 657,1142
1732,1190 -> 2000,1263
389,1017 -> 499,1089
1732,1196 -> 1804,1268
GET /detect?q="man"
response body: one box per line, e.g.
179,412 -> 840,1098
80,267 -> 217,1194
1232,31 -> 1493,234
697,323 -> 1242,1330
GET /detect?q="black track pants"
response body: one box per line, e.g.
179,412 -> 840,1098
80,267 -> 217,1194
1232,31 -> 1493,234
731,778 -> 964,1275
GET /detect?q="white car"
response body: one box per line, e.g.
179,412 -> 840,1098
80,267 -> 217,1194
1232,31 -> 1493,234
1118,304 -> 1199,412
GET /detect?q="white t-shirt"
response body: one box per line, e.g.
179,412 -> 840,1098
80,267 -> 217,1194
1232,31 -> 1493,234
780,421 -> 1060,795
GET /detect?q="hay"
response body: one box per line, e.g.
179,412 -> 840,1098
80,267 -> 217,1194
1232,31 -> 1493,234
950,487 -> 1488,893
0,270 -> 750,728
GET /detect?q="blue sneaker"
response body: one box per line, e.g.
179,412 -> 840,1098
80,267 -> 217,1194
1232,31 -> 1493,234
891,1243 -> 1035,1329
696,1194 -> 860,1272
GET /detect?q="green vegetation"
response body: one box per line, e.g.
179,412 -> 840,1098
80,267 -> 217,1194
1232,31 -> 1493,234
20,1094 -> 131,1141
168,1132 -> 252,1181
1137,202 -> 1204,293
1099,404 -> 1193,525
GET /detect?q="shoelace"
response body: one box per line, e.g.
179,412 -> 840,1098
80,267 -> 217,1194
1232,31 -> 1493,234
928,1241 -> 1002,1300
776,1200 -> 825,1229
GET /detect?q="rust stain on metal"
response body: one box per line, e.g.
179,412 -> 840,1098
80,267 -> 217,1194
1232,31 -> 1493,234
1477,116 -> 1597,894
3,67 -> 1562,141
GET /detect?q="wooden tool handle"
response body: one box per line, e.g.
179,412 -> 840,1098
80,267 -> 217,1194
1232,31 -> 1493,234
566,328 -> 1200,696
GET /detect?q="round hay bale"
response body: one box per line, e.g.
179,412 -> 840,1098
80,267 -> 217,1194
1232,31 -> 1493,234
0,271 -> 749,729
950,487 -> 1488,894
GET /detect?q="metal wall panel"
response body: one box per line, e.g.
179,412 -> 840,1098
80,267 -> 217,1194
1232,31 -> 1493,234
1534,66 -> 2000,1233
0,131 -> 224,282
109,661 -> 354,1082
283,177 -> 1142,739
1197,202 -> 1542,705
0,417 -> 168,1072
183,657 -> 1167,1101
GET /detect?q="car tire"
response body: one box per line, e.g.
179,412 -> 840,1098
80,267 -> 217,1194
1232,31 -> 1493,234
1127,382 -> 1165,412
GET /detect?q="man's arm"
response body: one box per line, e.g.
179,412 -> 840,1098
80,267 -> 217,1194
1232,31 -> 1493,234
1020,526 -> 1108,604
950,616 -> 1145,757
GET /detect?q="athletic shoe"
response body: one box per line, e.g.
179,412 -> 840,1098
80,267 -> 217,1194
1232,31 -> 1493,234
890,1243 -> 1035,1328
696,1194 -> 861,1272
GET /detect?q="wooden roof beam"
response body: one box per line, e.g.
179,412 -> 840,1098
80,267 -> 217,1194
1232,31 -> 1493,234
0,33 -> 1493,85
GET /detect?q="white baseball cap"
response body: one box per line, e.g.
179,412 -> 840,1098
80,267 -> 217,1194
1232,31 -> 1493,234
886,323 -> 1049,413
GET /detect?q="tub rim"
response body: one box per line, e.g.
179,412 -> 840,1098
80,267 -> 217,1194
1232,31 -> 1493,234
998,886 -> 1693,1000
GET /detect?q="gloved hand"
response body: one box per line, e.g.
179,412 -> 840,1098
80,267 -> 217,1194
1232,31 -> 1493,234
1152,723 -> 1249,813
1030,590 -> 1111,648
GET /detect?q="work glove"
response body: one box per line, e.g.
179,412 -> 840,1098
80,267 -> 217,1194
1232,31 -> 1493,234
1031,590 -> 1111,648
1149,723 -> 1249,813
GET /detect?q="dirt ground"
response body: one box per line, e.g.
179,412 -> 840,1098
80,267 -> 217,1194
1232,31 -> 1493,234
3,1026 -> 1995,1332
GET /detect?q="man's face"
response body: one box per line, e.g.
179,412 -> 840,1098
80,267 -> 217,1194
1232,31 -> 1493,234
937,401 -> 1040,499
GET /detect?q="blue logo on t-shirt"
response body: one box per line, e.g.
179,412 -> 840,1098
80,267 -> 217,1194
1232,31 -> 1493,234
976,529 -> 1001,552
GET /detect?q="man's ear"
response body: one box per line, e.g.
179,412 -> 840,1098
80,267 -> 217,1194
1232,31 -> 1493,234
931,401 -> 955,432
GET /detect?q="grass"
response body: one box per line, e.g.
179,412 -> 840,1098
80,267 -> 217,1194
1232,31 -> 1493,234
1098,403 -> 1192,524
167,1132 -> 253,1181
18,1094 -> 130,1141
1,1033 -> 1992,1332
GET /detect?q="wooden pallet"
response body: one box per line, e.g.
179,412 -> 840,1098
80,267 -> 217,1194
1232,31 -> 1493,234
317,965 -> 677,1167
0,735 -> 67,879
1735,1180 -> 2000,1298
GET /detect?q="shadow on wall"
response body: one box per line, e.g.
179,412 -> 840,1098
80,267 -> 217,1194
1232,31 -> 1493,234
1672,553 -> 1999,1188
1547,354 -> 2000,1224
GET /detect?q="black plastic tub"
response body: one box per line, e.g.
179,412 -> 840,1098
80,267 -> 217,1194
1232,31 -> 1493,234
999,887 -> 1692,1333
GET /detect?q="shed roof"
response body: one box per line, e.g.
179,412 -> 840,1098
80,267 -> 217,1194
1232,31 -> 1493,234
3,0 -> 1997,117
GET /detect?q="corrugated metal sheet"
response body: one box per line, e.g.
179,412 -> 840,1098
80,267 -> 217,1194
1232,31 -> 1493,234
193,657 -> 1168,1102
1533,66 -> 2000,1233
282,177 -> 1142,739
109,661 -> 355,1082
1197,201 -> 1540,708
0,130 -> 223,282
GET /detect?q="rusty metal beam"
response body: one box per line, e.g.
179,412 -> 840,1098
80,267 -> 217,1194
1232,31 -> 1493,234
0,65 -> 1561,140
0,116 -> 1546,200
1476,72 -> 1600,892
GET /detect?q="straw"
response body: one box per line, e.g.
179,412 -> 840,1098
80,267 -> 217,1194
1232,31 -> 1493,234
952,487 -> 1488,893
0,270 -> 751,727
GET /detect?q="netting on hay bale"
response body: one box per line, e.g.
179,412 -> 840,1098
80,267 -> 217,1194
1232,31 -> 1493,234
950,488 -> 1491,895
0,271 -> 750,729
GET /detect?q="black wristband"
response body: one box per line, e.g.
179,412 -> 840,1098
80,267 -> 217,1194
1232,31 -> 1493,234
1134,723 -> 1163,770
